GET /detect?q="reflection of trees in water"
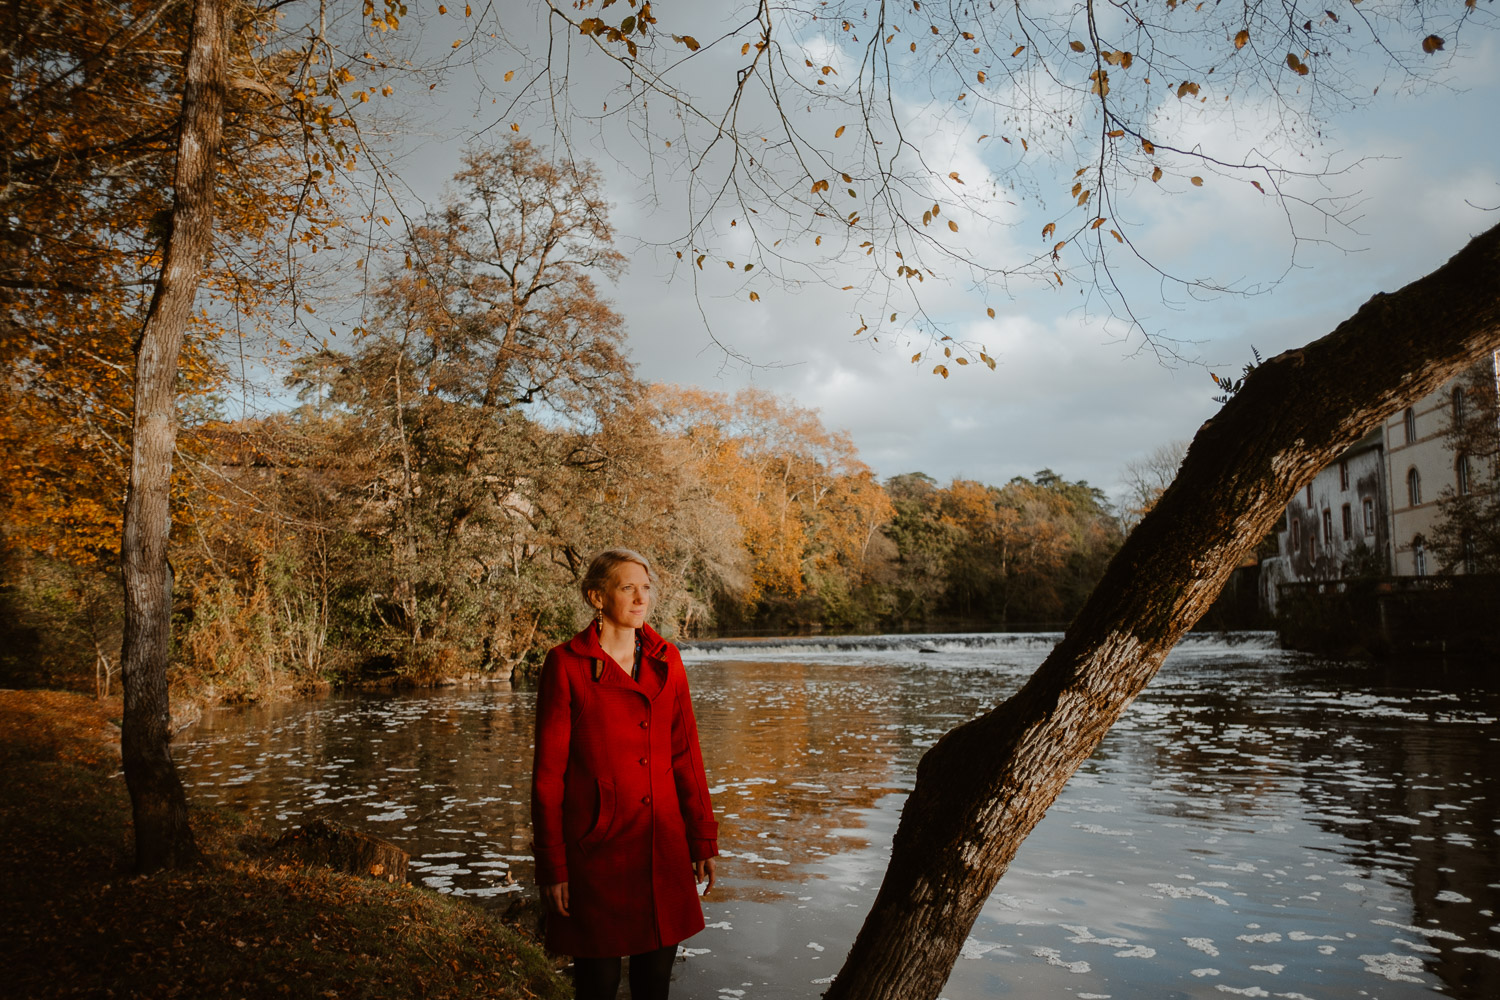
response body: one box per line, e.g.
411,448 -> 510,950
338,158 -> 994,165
689,663 -> 904,900
1104,657 -> 1499,999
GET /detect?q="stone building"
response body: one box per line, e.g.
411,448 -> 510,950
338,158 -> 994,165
1259,351 -> 1499,613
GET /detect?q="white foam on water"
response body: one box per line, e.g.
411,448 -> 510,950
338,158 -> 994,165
1359,953 -> 1426,983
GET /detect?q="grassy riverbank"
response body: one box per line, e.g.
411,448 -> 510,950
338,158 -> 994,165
0,689 -> 569,1000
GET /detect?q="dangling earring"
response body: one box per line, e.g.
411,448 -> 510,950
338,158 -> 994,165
594,607 -> 602,630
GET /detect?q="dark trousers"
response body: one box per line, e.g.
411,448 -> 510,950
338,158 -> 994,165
573,944 -> 677,1000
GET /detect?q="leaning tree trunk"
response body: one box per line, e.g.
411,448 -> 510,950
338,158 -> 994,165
118,0 -> 226,872
826,223 -> 1500,1000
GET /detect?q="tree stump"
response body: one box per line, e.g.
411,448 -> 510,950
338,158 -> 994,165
273,819 -> 408,884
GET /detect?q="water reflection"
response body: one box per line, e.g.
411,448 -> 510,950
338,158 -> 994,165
177,634 -> 1500,998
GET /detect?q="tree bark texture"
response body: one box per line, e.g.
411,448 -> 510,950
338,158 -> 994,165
826,223 -> 1500,1000
118,0 -> 226,872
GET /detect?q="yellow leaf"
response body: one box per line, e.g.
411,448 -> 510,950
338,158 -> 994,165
681,35 -> 700,51
1422,35 -> 1444,54
947,219 -> 958,232
510,123 -> 519,132
438,4 -> 446,12
1052,240 -> 1066,256
949,171 -> 963,183
1142,138 -> 1155,154
1176,80 -> 1199,98
1012,45 -> 1025,57
1234,30 -> 1249,50
452,39 -> 462,48
933,364 -> 950,378
1110,229 -> 1123,243
465,4 -> 471,15
835,125 -> 846,137
986,307 -> 995,318
749,291 -> 760,302
956,357 -> 969,365
1107,129 -> 1124,138
977,71 -> 986,83
1190,176 -> 1203,186
1251,180 -> 1265,194
1091,217 -> 1106,229
891,312 -> 898,322
911,353 -> 922,363
696,254 -> 706,269
1151,166 -> 1163,182
1070,40 -> 1086,52
1042,222 -> 1056,239
504,70 -> 514,82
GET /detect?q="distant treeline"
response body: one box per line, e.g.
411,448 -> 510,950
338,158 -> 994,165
0,375 -> 1121,700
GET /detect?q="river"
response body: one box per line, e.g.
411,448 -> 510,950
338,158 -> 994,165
177,632 -> 1500,999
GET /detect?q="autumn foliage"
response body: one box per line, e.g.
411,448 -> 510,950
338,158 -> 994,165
2,126 -> 1123,699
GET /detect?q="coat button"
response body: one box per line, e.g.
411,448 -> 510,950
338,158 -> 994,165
641,795 -> 651,804
639,720 -> 649,729
639,757 -> 649,766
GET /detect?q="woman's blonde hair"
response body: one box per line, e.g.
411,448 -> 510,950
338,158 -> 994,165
579,548 -> 656,608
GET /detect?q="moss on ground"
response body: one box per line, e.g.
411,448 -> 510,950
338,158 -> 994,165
0,689 -> 569,1000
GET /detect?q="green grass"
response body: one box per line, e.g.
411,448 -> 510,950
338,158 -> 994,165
0,689 -> 570,1000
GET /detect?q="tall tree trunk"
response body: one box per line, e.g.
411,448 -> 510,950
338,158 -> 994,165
827,223 -> 1500,1000
118,0 -> 226,872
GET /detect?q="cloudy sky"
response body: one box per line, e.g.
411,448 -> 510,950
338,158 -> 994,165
307,3 -> 1500,503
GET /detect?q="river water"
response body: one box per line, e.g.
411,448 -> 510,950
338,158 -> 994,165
177,632 -> 1500,999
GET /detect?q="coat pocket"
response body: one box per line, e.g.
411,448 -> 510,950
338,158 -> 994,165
578,778 -> 616,848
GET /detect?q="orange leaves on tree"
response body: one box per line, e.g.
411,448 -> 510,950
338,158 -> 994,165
1234,29 -> 1250,50
1285,52 -> 1310,75
1421,35 -> 1444,54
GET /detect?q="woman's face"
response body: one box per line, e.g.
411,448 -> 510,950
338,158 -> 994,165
592,561 -> 652,630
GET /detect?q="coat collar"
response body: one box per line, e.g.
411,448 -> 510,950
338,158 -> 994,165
564,622 -> 672,686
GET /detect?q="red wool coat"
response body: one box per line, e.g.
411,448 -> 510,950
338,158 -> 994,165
531,623 -> 719,958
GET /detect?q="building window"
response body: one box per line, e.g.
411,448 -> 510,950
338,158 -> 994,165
1404,406 -> 1417,444
1407,467 -> 1422,506
1412,535 -> 1427,577
1305,484 -> 1313,506
1322,508 -> 1333,545
1291,518 -> 1301,553
1463,534 -> 1477,575
1362,497 -> 1375,534
1453,386 -> 1466,425
1339,460 -> 1349,491
1457,454 -> 1471,495
1341,503 -> 1352,539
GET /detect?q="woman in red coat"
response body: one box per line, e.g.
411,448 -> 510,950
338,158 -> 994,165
531,548 -> 719,1000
